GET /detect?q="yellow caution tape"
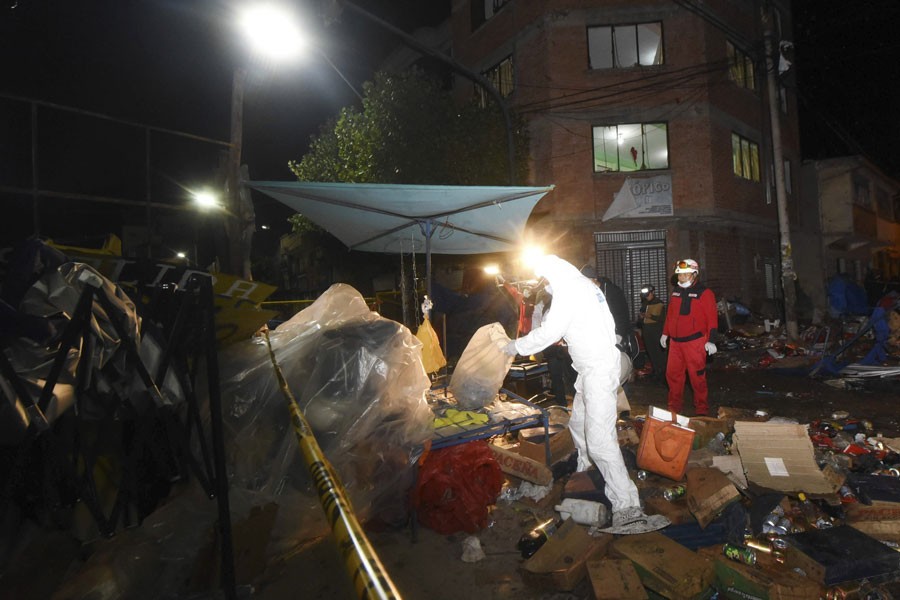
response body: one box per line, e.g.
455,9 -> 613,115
263,331 -> 402,600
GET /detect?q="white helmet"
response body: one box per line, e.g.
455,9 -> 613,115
674,258 -> 699,274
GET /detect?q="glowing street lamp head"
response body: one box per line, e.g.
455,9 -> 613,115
239,4 -> 306,61
193,190 -> 221,210
483,264 -> 500,276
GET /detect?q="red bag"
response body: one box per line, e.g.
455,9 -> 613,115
411,440 -> 504,534
636,416 -> 695,481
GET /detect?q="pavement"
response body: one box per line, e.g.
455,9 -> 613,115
5,337 -> 900,600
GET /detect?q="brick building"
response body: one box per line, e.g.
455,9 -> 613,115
450,0 -> 800,320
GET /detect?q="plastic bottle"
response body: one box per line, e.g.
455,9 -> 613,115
706,432 -> 728,455
517,518 -> 562,558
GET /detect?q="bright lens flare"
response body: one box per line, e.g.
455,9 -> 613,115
239,5 -> 305,60
521,246 -> 545,272
483,265 -> 500,276
193,191 -> 220,209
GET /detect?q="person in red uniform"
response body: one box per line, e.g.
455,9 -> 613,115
659,259 -> 718,416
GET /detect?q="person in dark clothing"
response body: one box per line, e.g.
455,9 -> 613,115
638,284 -> 667,384
580,265 -> 637,359
430,269 -> 518,363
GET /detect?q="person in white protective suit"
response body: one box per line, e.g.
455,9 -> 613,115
502,255 -> 652,529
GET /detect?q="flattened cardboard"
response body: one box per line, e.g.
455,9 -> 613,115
587,558 -> 648,600
611,531 -> 714,599
712,455 -> 748,489
685,468 -> 741,529
732,421 -> 840,495
489,443 -> 553,485
521,519 -> 611,591
516,425 -> 575,465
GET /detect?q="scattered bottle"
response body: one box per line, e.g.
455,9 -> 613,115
706,431 -> 729,455
723,543 -> 757,566
517,518 -> 562,558
663,485 -> 687,501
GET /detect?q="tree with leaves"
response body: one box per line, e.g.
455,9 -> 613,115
288,68 -> 528,189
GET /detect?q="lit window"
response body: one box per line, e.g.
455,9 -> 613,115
727,41 -> 756,91
731,133 -> 760,181
588,23 -> 663,69
592,123 -> 668,172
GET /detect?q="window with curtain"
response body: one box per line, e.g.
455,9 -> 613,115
588,23 -> 663,69
727,41 -> 756,91
592,123 -> 668,172
731,133 -> 760,181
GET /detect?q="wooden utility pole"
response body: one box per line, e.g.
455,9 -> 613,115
227,67 -> 254,280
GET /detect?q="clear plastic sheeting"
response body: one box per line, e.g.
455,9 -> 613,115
219,283 -> 434,541
448,323 -> 515,410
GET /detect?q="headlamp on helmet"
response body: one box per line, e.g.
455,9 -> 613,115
640,284 -> 654,298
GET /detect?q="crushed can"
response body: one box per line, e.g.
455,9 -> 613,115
663,485 -> 686,501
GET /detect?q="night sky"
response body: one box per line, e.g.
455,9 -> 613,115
1,0 -> 898,251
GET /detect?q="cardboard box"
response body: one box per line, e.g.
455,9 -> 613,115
685,467 -> 741,528
521,519 -> 611,591
698,546 -> 825,600
845,473 -> 900,522
783,525 -> 900,585
516,425 -> 575,465
489,443 -> 553,486
848,520 -> 900,543
644,496 -> 696,525
611,532 -> 715,599
732,421 -> 842,495
587,558 -> 648,599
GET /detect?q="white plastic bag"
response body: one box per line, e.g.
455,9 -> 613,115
448,323 -> 514,410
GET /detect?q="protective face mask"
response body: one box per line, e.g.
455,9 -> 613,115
677,281 -> 692,288
544,284 -> 553,295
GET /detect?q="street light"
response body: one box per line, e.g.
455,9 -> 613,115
224,4 -> 311,280
238,4 -> 307,60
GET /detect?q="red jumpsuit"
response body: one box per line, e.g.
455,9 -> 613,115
662,283 -> 717,416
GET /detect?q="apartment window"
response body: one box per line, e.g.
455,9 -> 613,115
731,133 -> 760,181
853,176 -> 872,210
476,56 -> 514,107
588,23 -> 663,69
875,188 -> 891,220
727,41 -> 756,91
471,0 -> 510,30
593,123 -> 668,172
